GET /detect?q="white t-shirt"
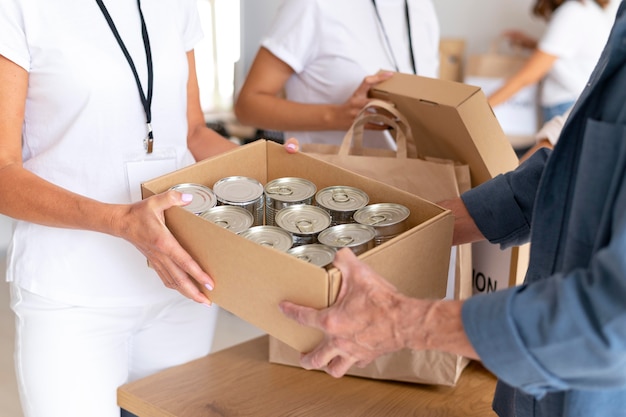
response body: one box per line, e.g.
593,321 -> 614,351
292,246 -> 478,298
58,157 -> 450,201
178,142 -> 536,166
539,0 -> 613,106
0,0 -> 202,306
262,0 -> 440,147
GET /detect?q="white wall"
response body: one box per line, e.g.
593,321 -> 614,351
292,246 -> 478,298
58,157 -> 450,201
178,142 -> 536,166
0,216 -> 12,253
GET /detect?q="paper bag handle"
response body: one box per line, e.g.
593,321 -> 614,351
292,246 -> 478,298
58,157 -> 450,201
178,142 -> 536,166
340,99 -> 415,158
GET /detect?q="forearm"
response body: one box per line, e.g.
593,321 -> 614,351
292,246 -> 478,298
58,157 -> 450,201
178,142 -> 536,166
235,94 -> 345,132
187,125 -> 237,162
438,197 -> 486,245
0,164 -> 124,236
398,296 -> 478,359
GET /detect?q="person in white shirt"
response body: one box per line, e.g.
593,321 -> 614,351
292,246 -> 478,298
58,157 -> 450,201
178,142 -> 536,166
0,1 -> 293,416
488,0 -> 613,124
234,0 -> 440,149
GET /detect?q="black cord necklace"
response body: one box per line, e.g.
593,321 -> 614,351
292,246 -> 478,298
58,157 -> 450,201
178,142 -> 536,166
371,0 -> 417,74
95,0 -> 155,154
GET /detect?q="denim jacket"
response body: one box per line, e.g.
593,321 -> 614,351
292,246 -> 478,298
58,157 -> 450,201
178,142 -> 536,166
460,2 -> 626,416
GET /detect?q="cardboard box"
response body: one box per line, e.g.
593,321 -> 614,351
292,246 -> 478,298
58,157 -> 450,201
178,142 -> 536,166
142,140 -> 454,353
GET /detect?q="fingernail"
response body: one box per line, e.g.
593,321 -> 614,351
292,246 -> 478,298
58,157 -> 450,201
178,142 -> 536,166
182,193 -> 193,203
286,143 -> 298,152
205,283 -> 214,291
203,302 -> 212,308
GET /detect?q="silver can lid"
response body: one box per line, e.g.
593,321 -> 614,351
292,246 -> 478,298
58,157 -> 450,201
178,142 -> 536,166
288,244 -> 337,268
213,176 -> 264,204
265,177 -> 317,203
317,223 -> 376,249
354,203 -> 410,227
275,204 -> 331,235
199,205 -> 254,234
239,225 -> 293,252
169,183 -> 217,215
315,186 -> 369,212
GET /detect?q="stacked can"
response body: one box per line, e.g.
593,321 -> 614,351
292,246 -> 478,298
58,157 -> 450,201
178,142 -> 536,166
169,183 -> 216,215
354,203 -> 410,246
287,244 -> 337,268
275,204 -> 332,247
199,205 -> 254,234
317,223 -> 376,255
213,176 -> 265,226
315,185 -> 369,226
239,225 -> 293,252
264,177 -> 317,226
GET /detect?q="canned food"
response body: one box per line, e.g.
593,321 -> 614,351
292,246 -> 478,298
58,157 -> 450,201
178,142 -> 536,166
315,185 -> 369,225
354,203 -> 410,246
317,223 -> 376,255
213,176 -> 265,226
199,205 -> 255,234
239,225 -> 293,252
275,204 -> 331,247
264,177 -> 317,226
287,244 -> 337,268
169,183 -> 217,215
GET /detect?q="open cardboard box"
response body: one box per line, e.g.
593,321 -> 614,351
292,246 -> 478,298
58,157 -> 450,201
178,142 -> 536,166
142,140 -> 454,353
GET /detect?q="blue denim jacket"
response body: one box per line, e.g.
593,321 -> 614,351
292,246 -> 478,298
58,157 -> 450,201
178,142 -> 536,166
460,2 -> 626,416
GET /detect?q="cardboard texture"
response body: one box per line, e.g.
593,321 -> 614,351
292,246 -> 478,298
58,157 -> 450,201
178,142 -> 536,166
142,140 -> 454,353
369,73 -> 519,188
439,38 -> 466,82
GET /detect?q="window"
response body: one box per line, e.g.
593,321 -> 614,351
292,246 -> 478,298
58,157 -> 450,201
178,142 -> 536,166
195,0 -> 241,116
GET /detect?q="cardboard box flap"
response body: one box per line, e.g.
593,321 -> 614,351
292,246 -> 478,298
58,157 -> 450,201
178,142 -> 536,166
370,73 -> 519,186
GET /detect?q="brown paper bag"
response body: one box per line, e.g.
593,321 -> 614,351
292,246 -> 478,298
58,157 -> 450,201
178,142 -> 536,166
270,100 -> 473,386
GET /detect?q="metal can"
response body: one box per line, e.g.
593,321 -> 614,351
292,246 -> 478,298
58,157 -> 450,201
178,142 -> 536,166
275,204 -> 331,247
199,205 -> 255,234
287,244 -> 337,268
239,225 -> 293,252
317,223 -> 376,255
213,176 -> 265,226
354,203 -> 410,246
315,185 -> 369,226
264,177 -> 317,226
169,183 -> 217,215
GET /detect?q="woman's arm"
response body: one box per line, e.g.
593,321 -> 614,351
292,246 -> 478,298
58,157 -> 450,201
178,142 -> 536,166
488,49 -> 557,108
234,47 -> 393,132
185,50 -> 238,161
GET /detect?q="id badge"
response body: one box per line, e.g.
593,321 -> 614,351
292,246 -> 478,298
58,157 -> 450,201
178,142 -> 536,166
125,148 -> 177,202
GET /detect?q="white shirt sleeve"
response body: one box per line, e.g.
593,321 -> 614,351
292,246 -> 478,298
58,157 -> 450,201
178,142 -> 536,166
0,0 -> 30,70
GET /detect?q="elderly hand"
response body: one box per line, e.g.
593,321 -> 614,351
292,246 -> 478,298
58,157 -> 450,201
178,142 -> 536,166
279,248 -> 430,377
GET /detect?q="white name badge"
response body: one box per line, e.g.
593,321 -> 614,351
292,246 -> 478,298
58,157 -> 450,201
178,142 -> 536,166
125,148 -> 177,202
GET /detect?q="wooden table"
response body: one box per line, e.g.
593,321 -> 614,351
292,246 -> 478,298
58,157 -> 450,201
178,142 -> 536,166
118,336 -> 497,417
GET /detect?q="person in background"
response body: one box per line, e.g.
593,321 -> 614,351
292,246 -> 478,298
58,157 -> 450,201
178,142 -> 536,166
279,1 -> 626,416
518,106 -> 572,163
0,1 -> 294,416
234,0 -> 440,150
488,0 -> 613,123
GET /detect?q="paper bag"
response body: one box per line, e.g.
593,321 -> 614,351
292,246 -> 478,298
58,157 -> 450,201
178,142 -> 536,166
464,38 -> 539,148
270,100 -> 473,386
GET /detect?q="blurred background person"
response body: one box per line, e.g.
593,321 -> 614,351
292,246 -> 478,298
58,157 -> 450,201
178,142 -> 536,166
488,0 -> 613,124
234,0 -> 440,150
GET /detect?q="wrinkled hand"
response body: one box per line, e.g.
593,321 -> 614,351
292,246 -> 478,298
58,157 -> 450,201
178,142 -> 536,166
335,72 -> 395,130
279,248 -> 414,378
115,190 -> 214,305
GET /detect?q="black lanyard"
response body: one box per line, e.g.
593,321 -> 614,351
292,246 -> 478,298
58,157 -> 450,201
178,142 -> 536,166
371,0 -> 417,75
95,0 -> 155,154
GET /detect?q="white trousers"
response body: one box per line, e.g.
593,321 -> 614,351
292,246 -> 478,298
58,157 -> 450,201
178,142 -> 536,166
10,284 -> 218,417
